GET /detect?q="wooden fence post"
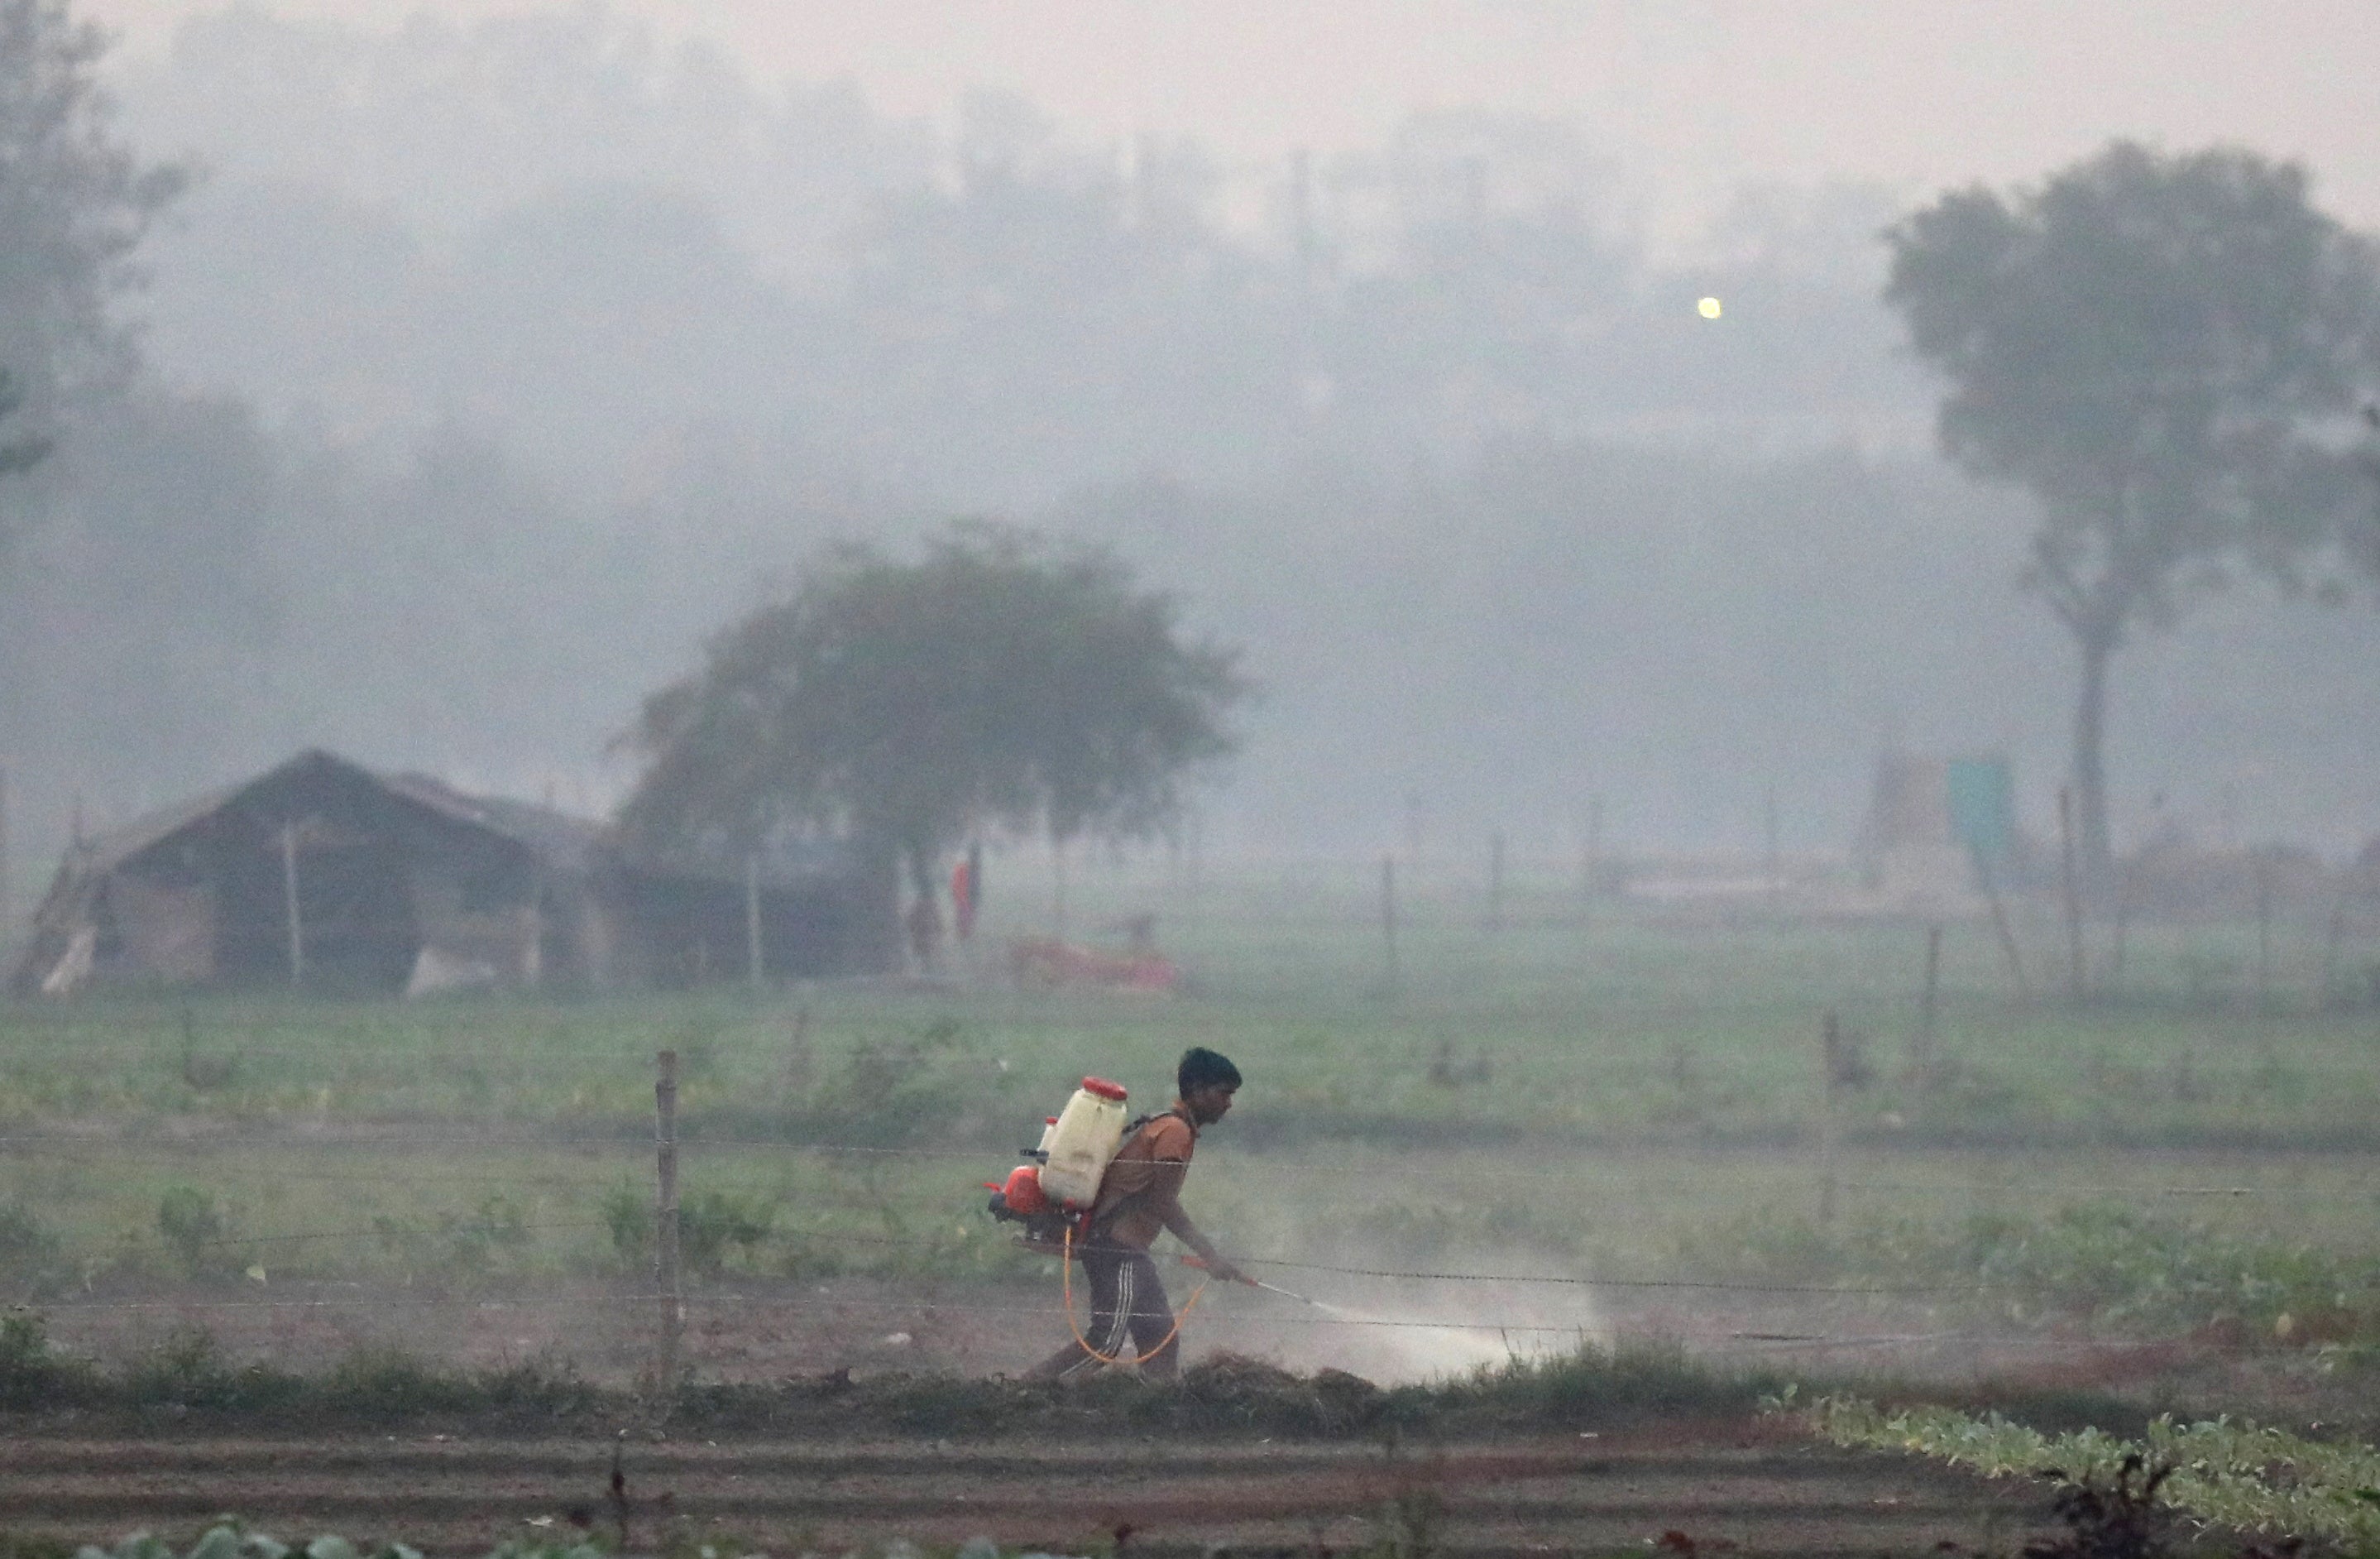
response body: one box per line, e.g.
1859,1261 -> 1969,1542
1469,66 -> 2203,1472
784,1004 -> 815,1098
1581,794 -> 1603,928
2255,851 -> 2276,1012
2058,787 -> 2085,1004
745,853 -> 765,994
1978,856 -> 2030,1004
1817,1012 -> 1841,1224
2109,861 -> 2132,995
1765,783 -> 1781,904
1913,923 -> 1942,1081
280,822 -> 304,989
655,1049 -> 682,1396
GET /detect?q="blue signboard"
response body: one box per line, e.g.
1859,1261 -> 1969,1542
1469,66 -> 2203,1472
1946,756 -> 2014,864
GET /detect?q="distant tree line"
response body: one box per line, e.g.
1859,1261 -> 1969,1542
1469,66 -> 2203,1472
9,0 -> 2380,874
118,6 -> 1922,509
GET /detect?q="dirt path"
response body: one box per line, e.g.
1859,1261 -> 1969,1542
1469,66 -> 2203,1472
0,1420 -> 2048,1557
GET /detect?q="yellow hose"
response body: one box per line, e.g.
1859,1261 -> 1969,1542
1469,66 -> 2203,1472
1059,1221 -> 1209,1369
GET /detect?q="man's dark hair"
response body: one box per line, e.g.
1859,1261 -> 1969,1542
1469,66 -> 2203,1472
1178,1047 -> 1242,1095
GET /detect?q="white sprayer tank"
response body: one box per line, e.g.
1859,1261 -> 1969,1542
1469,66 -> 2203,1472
1038,1077 -> 1130,1210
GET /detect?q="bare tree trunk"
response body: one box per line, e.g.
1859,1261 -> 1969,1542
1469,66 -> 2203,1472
2071,631 -> 2116,890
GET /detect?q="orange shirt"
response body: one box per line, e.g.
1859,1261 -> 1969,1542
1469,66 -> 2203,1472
1089,1107 -> 1197,1250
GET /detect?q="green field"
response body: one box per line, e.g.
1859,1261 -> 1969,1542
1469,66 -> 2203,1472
2,855 -> 2378,1404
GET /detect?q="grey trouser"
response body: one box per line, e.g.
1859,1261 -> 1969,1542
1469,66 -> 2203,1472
1028,1236 -> 1179,1379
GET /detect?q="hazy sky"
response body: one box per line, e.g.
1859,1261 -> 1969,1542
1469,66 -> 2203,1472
86,0 -> 2380,243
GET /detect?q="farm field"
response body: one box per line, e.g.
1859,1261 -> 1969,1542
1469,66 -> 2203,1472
3,855 -> 2378,1550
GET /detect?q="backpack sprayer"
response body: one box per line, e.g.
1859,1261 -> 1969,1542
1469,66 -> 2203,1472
983,1075 -> 1134,1252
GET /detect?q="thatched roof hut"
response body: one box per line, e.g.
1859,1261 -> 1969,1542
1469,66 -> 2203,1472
12,750 -> 896,995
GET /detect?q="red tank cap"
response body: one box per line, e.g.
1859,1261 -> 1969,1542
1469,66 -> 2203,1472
1046,1116 -> 1060,1125
1081,1077 -> 1128,1101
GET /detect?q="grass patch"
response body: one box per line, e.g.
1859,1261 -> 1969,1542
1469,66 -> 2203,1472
8,877 -> 2380,1156
0,1307 -> 1769,1438
1674,1202 -> 2380,1343
681,1336 -> 1774,1439
0,1203 -> 69,1300
0,1314 -> 599,1426
9,867 -> 2380,1421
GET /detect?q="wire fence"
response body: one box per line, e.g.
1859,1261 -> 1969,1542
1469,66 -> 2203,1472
2,1045 -> 2375,1384
4,1127 -> 2377,1197
0,1285 -> 2337,1369
7,825 -> 2378,1395
0,1192 -> 2348,1295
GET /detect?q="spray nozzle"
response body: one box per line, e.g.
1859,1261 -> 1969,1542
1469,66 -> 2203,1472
1179,1254 -> 1270,1290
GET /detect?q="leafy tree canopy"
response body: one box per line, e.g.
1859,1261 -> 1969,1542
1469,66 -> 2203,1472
1885,141 -> 2380,871
0,369 -> 50,480
0,0 -> 184,413
617,521 -> 1247,894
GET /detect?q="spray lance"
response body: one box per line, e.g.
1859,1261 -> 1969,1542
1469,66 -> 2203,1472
1180,1254 -> 1319,1307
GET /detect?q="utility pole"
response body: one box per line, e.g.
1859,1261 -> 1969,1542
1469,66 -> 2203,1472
745,853 -> 764,995
1765,783 -> 1781,904
1817,1012 -> 1843,1224
2058,786 -> 2085,1004
280,821 -> 304,988
1913,923 -> 1943,1081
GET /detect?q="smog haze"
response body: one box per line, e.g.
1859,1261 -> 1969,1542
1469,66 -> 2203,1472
13,0 -> 2380,867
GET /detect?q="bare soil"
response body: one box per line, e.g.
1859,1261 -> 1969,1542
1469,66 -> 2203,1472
27,1271 -> 2268,1403
0,1419 -> 2052,1557
1,1271 -> 2276,1554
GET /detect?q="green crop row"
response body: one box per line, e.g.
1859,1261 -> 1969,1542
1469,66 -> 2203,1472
1674,1201 -> 2380,1344
1803,1394 -> 2380,1547
43,1523 -> 1080,1559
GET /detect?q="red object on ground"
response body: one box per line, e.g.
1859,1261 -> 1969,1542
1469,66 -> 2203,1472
1009,938 -> 1181,993
1001,1163 -> 1050,1216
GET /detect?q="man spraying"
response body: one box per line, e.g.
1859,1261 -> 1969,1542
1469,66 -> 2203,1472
1028,1046 -> 1248,1380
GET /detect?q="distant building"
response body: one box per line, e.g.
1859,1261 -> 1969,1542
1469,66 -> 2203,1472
10,750 -> 897,996
1857,751 -> 2014,911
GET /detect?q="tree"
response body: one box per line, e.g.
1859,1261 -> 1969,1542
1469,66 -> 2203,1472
0,365 -> 54,558
1885,142 -> 2377,879
0,369 -> 50,480
0,0 -> 184,411
617,522 -> 1248,903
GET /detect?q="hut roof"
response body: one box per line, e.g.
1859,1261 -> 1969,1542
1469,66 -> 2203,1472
376,770 -> 608,874
61,751 -> 606,881
62,778 -> 249,884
